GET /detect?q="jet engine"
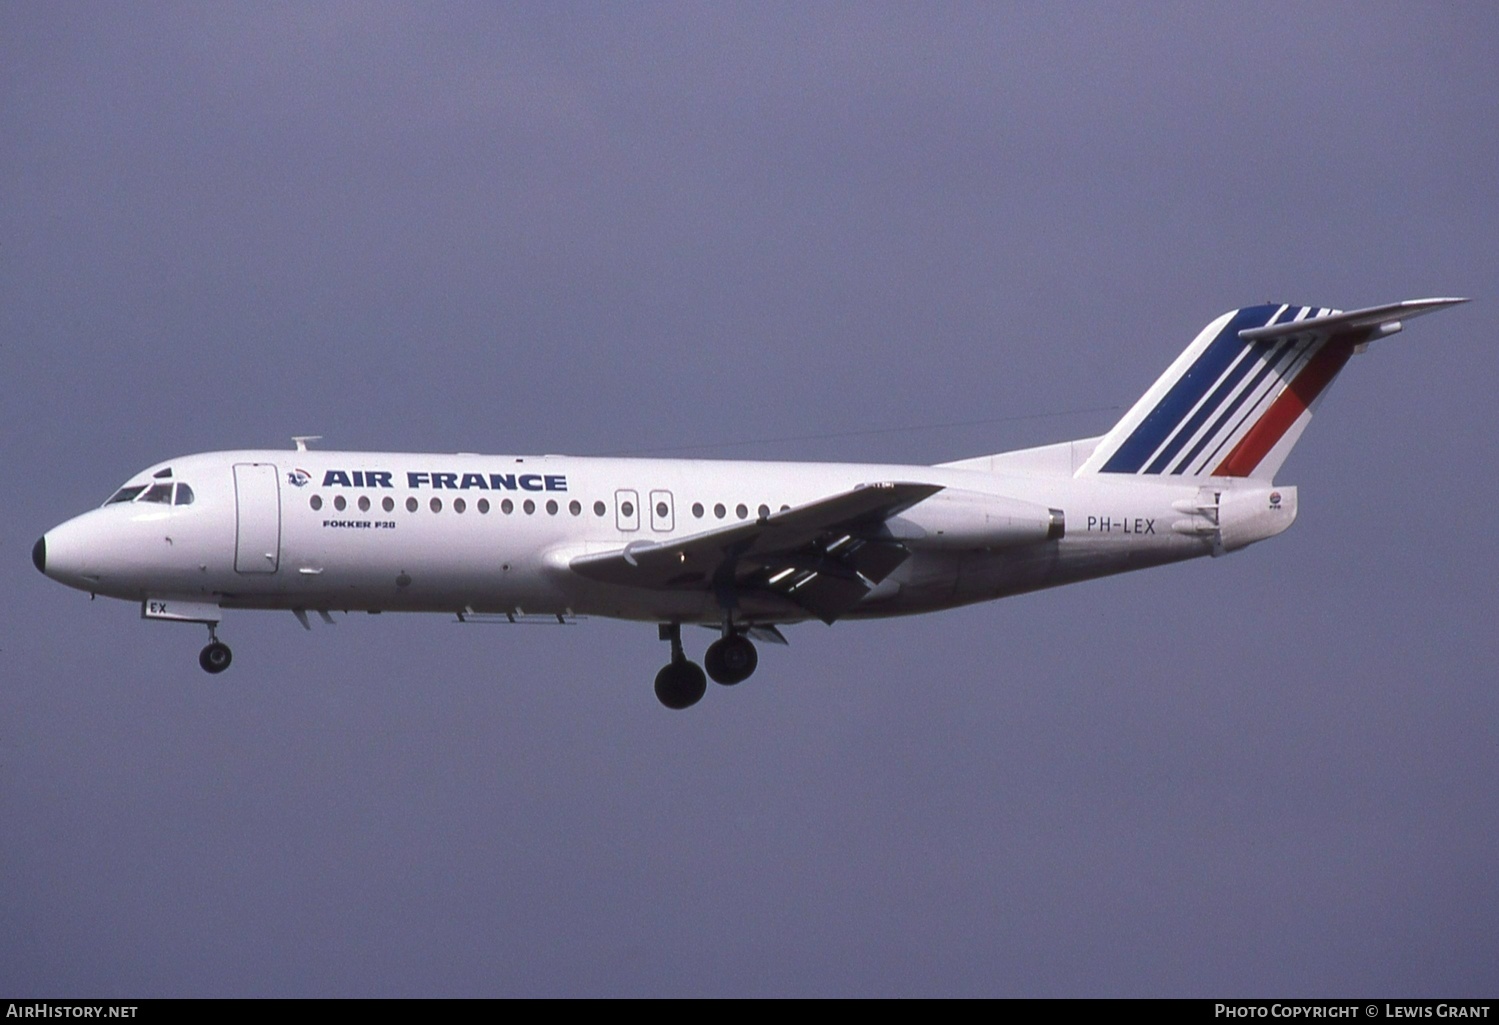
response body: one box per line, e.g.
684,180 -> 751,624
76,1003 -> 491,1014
886,489 -> 1064,550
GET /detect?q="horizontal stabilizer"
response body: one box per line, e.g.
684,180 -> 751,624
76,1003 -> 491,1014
1237,297 -> 1468,343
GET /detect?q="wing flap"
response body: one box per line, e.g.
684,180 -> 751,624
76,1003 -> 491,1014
568,481 -> 943,621
773,571 -> 871,625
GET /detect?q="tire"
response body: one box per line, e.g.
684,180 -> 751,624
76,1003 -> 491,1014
654,660 -> 707,709
705,635 -> 757,685
199,641 -> 232,674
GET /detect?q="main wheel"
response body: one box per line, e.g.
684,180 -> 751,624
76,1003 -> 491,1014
199,641 -> 232,674
654,660 -> 707,709
705,634 -> 758,685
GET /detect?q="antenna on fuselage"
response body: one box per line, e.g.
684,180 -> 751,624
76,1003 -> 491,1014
292,436 -> 322,452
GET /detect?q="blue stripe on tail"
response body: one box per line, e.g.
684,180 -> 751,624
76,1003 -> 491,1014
1099,304 -> 1284,474
1170,339 -> 1297,474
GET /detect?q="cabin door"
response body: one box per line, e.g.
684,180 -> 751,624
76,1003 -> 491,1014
234,463 -> 281,573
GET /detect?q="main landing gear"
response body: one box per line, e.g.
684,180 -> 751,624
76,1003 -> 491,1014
199,624 -> 232,674
654,622 -> 759,709
705,632 -> 757,685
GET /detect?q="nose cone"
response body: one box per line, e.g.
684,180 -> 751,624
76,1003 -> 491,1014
35,514 -> 110,593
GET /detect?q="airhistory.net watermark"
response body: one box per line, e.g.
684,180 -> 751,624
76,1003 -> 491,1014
6,1006 -> 137,1019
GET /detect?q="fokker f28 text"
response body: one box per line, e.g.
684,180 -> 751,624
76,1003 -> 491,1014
34,298 -> 1464,708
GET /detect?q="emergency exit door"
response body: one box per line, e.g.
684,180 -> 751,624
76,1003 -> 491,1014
649,490 -> 674,532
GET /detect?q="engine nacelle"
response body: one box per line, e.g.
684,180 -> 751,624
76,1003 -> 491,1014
887,489 -> 1064,550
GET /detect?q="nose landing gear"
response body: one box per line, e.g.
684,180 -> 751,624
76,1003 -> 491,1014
199,625 -> 232,674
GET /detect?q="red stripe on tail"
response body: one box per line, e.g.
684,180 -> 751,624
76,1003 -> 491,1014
1212,341 -> 1354,477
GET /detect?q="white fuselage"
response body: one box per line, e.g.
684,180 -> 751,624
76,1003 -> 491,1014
38,448 -> 1295,628
32,298 -> 1455,701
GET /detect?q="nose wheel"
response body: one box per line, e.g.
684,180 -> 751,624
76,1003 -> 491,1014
199,625 -> 232,674
199,642 -> 232,673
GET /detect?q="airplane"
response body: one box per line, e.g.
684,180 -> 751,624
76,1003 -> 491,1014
33,297 -> 1465,709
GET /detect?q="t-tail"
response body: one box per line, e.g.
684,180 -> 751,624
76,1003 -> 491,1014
1076,298 -> 1468,481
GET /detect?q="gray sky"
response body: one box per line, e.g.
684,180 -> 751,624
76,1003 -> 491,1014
3,2 -> 1496,997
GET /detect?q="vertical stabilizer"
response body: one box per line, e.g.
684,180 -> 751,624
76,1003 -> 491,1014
1076,298 -> 1466,481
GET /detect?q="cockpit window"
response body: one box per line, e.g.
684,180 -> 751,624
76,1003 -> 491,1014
153,468 -> 173,479
104,480 -> 196,507
105,485 -> 147,505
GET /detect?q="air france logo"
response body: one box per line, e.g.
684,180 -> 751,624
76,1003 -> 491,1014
287,468 -> 312,488
319,468 -> 568,492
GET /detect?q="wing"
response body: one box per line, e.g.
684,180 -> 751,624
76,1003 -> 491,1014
569,481 -> 943,624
